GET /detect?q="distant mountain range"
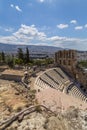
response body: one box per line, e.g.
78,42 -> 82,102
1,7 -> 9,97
0,43 -> 62,55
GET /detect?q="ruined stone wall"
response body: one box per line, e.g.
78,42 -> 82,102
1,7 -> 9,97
0,74 -> 22,82
75,69 -> 87,90
55,50 -> 87,90
55,50 -> 77,71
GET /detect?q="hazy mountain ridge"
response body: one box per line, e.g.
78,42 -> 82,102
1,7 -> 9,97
0,43 -> 62,54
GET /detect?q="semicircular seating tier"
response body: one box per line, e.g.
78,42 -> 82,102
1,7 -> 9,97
34,67 -> 87,102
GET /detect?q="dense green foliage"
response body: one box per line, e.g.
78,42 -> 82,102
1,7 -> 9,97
6,55 -> 15,68
0,51 -> 5,63
32,58 -> 54,66
24,47 -> 30,64
17,48 -> 24,61
0,48 -> 54,68
77,61 -> 87,68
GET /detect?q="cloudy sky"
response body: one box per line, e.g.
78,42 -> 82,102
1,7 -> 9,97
0,0 -> 87,50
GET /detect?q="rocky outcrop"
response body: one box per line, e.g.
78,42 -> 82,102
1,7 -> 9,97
0,106 -> 87,130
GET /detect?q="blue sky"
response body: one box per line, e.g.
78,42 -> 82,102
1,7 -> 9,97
0,0 -> 87,50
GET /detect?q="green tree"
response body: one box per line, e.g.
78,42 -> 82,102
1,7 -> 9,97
25,47 -> 30,64
1,51 -> 5,62
77,61 -> 87,68
0,53 -> 2,62
6,54 -> 15,68
15,58 -> 23,65
45,58 -> 54,65
17,48 -> 24,61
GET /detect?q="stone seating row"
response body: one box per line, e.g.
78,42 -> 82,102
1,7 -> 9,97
68,85 -> 87,101
35,68 -> 87,102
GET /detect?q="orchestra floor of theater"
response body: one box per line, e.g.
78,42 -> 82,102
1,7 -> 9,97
30,67 -> 87,111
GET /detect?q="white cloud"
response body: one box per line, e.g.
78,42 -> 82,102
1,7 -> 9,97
13,24 -> 47,42
84,24 -> 87,28
10,4 -> 22,12
15,5 -> 22,12
37,0 -> 56,3
75,26 -> 83,30
57,24 -> 69,29
4,28 -> 14,32
10,4 -> 14,8
49,36 -> 87,50
49,36 -> 66,41
0,26 -> 14,32
0,24 -> 87,50
70,20 -> 77,24
0,36 -> 18,44
38,0 -> 45,3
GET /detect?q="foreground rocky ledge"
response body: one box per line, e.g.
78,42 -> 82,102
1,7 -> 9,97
1,105 -> 87,130
0,79 -> 87,130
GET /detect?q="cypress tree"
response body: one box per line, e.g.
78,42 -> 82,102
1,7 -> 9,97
1,51 -> 5,62
25,47 -> 30,64
17,48 -> 24,60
